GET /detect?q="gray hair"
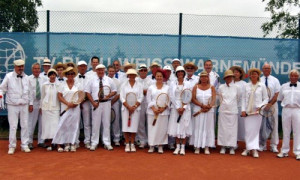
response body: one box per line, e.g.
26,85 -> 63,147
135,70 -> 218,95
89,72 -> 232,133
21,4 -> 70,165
31,63 -> 41,69
288,69 -> 300,78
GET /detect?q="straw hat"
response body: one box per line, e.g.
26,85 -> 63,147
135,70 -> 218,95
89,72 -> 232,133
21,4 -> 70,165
122,61 -> 136,70
14,59 -> 25,66
230,66 -> 245,80
175,66 -> 185,73
183,62 -> 198,71
223,70 -> 234,80
65,62 -> 76,68
248,68 -> 261,76
199,71 -> 209,77
150,62 -> 161,68
126,68 -> 138,76
47,68 -> 58,76
62,67 -> 78,77
54,62 -> 67,70
43,58 -> 51,66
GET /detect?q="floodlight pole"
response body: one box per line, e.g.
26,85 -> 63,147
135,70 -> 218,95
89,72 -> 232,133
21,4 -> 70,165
47,10 -> 50,59
178,13 -> 183,59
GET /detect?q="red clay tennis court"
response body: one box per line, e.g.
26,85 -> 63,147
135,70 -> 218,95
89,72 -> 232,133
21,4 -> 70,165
0,140 -> 299,179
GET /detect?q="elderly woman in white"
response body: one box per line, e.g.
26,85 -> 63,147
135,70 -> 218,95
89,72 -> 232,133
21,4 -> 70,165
217,70 -> 239,155
241,68 -> 268,158
120,69 -> 143,152
52,67 -> 82,152
277,69 -> 300,160
168,66 -> 192,155
40,69 -> 60,151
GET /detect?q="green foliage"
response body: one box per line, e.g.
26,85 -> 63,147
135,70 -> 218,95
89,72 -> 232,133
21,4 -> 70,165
0,0 -> 42,32
262,0 -> 300,38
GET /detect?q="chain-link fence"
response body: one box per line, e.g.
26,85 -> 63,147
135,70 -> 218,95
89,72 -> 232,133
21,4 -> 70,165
36,11 -> 278,38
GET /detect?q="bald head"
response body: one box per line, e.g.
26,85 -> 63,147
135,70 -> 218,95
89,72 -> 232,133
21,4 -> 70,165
262,63 -> 271,77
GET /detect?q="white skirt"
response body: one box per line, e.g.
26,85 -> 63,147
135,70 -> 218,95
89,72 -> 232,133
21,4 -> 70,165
41,110 -> 59,140
122,108 -> 140,133
244,114 -> 262,150
52,107 -> 80,144
147,114 -> 168,146
217,112 -> 238,147
190,112 -> 215,148
237,107 -> 245,141
168,108 -> 192,138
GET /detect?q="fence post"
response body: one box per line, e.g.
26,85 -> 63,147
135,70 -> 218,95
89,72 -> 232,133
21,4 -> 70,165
178,13 -> 183,59
47,10 -> 50,58
298,19 -> 300,62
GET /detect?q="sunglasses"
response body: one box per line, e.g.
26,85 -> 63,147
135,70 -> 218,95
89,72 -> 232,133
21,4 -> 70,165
186,67 -> 194,70
139,69 -> 147,72
66,72 -> 75,75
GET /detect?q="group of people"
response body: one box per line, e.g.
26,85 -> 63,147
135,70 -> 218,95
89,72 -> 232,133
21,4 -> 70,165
0,57 -> 299,161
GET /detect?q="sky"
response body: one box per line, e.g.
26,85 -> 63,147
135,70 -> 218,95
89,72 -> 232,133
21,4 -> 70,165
37,0 -> 270,17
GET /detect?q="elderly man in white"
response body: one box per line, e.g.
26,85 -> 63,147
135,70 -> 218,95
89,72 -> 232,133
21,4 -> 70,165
86,64 -> 117,151
169,58 -> 181,82
260,63 -> 281,152
28,63 -> 46,149
277,69 -> 300,160
0,59 -> 31,154
184,62 -> 199,86
40,58 -> 51,80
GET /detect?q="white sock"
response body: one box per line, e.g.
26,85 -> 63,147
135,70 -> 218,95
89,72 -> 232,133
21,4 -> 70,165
181,144 -> 185,150
176,144 -> 180,149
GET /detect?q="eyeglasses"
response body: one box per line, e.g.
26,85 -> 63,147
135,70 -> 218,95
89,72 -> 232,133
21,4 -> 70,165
139,69 -> 147,72
66,72 -> 75,75
186,67 -> 194,70
113,64 -> 119,66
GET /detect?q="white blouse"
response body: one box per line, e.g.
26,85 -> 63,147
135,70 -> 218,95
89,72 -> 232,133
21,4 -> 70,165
40,81 -> 60,111
120,81 -> 144,111
169,80 -> 193,110
218,83 -> 239,114
146,84 -> 170,116
58,81 -> 82,111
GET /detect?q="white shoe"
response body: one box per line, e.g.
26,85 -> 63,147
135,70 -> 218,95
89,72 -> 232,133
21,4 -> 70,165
90,145 -> 97,151
253,150 -> 259,158
148,146 -> 155,153
139,144 -> 145,149
130,144 -> 136,152
258,145 -> 267,152
173,147 -> 180,155
21,147 -> 31,153
104,145 -> 114,151
296,155 -> 300,160
64,145 -> 70,152
125,144 -> 130,152
277,152 -> 288,158
220,147 -> 226,154
194,148 -> 200,154
180,148 -> 185,155
158,146 -> 164,154
8,148 -> 15,155
241,150 -> 249,156
47,146 -> 52,151
85,143 -> 91,149
204,147 -> 210,155
270,146 -> 279,153
70,145 -> 76,152
229,148 -> 235,155
57,147 -> 63,152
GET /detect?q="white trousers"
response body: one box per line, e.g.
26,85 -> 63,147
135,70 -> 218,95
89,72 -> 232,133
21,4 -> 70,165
7,104 -> 29,148
76,101 -> 91,144
28,100 -> 44,144
91,101 -> 111,146
244,114 -> 262,150
111,101 -> 121,143
136,102 -> 148,144
270,102 -> 279,147
281,108 -> 300,155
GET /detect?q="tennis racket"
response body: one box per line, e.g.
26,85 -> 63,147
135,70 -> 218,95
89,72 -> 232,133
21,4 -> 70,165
60,90 -> 86,116
93,85 -> 111,110
193,93 -> 222,117
126,92 -> 137,127
111,108 -> 116,124
177,89 -> 192,123
152,93 -> 169,126
244,104 -> 275,117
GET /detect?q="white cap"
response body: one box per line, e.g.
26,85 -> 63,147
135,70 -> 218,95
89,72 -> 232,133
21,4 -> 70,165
175,66 -> 185,72
96,64 -> 106,70
138,64 -> 147,70
163,65 -> 172,71
43,58 -> 51,66
172,58 -> 180,63
14,59 -> 25,66
77,60 -> 87,66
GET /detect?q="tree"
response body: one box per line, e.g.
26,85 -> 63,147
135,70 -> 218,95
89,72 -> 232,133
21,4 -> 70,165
262,0 -> 300,38
0,0 -> 42,32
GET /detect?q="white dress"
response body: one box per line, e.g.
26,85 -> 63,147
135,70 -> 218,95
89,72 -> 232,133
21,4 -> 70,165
190,86 -> 215,148
217,84 -> 239,147
146,84 -> 170,146
52,81 -> 81,144
168,81 -> 192,138
41,81 -> 60,140
120,81 -> 144,133
232,80 -> 247,141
